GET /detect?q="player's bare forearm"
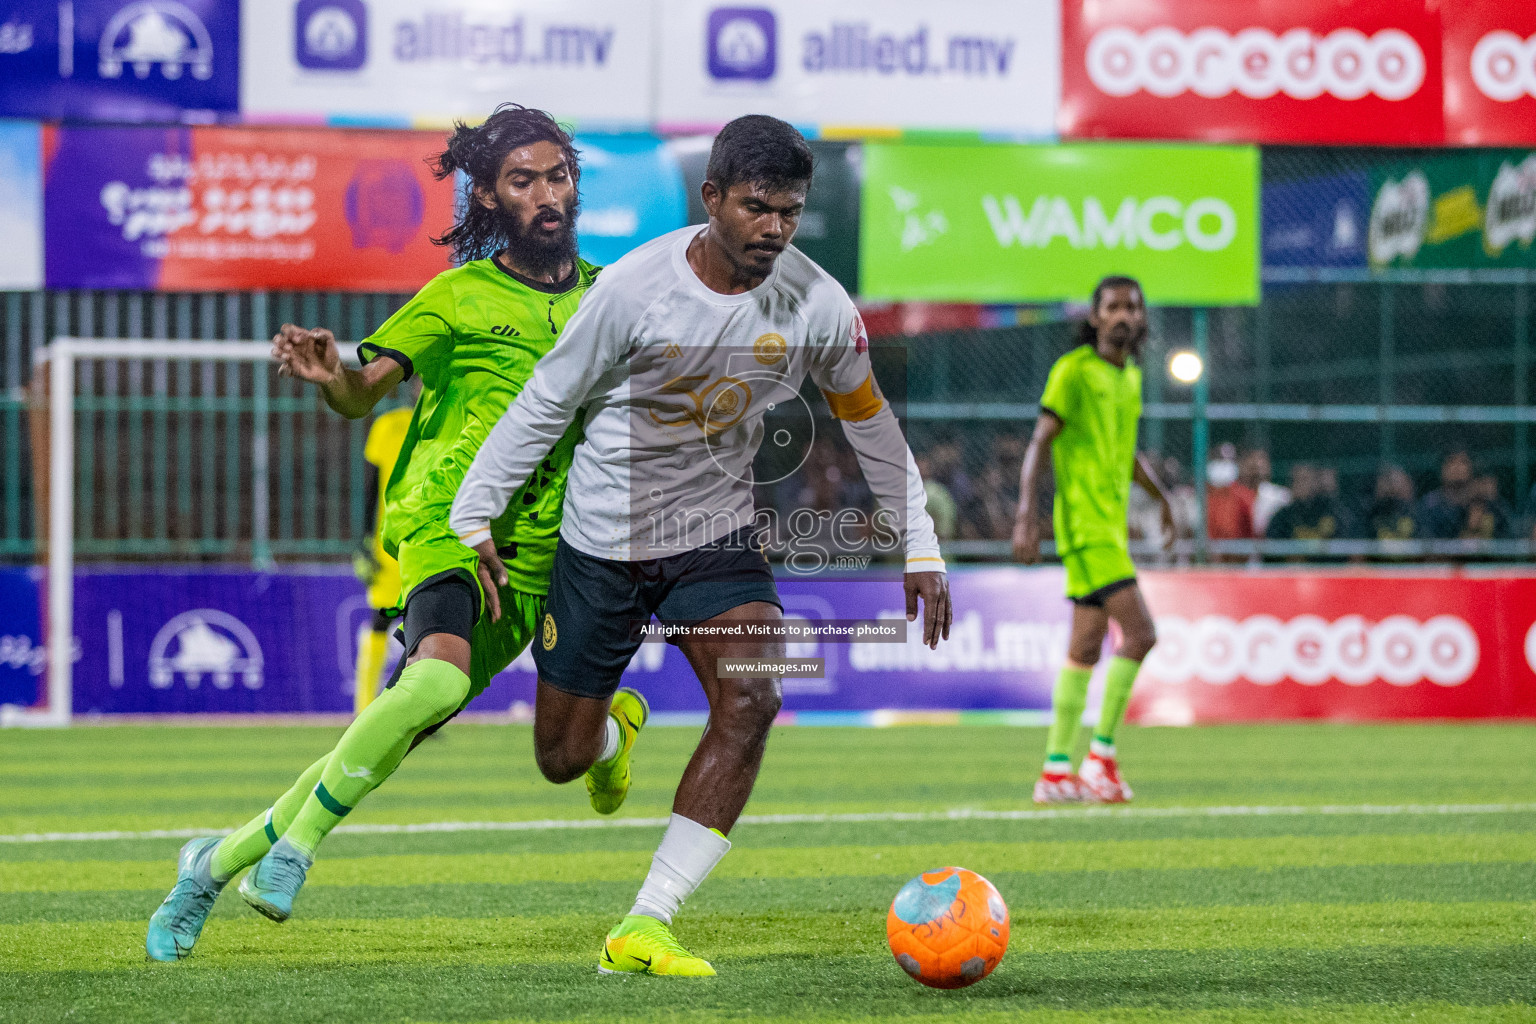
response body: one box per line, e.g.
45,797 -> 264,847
1133,451 -> 1170,506
319,363 -> 404,419
272,324 -> 403,419
1013,413 -> 1060,562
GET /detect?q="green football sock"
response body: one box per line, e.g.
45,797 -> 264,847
1095,655 -> 1143,749
1045,664 -> 1093,765
284,658 -> 471,858
211,753 -> 327,879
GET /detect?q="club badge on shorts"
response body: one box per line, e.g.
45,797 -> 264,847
542,612 -> 558,650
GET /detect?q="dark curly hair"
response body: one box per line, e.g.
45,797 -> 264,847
1075,275 -> 1146,356
705,114 -> 814,194
431,104 -> 581,264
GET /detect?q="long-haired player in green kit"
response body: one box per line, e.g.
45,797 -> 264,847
145,105 -> 646,960
1012,276 -> 1175,805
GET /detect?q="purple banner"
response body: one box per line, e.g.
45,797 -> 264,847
0,0 -> 239,121
0,566 -> 1073,715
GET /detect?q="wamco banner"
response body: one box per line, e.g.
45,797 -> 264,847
656,0 -> 1058,135
859,142 -> 1259,306
241,0 -> 652,126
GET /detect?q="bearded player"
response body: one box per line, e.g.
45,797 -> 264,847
1012,276 -> 1173,805
451,115 -> 952,976
146,105 -> 615,960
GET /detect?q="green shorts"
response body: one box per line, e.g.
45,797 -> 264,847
1061,544 -> 1137,603
396,523 -> 544,705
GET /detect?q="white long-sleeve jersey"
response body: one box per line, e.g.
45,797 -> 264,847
450,226 -> 944,571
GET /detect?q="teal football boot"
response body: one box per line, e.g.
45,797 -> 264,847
145,837 -> 226,961
238,837 -> 313,922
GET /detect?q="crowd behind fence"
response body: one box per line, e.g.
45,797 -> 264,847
2,275 -> 1534,565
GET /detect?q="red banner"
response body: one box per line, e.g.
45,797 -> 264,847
1444,0 -> 1536,145
1060,0 -> 1445,145
1127,572 -> 1536,723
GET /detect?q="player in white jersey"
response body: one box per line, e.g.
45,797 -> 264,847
451,115 -> 952,976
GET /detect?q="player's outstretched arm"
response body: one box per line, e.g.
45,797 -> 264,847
1012,413 -> 1062,563
272,324 -> 403,419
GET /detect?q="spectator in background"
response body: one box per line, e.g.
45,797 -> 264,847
1240,447 -> 1290,536
1130,453 -> 1195,544
917,452 -> 958,541
1365,465 -> 1418,541
1416,449 -> 1510,540
1206,442 -> 1256,544
1465,474 -> 1513,540
1266,462 -> 1356,543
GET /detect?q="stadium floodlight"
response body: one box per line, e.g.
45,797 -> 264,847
0,339 -> 276,728
1168,350 -> 1204,384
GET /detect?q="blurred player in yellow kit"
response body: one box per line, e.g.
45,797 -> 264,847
353,404 -> 413,714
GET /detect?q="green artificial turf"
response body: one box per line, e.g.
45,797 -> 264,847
0,722 -> 1532,1023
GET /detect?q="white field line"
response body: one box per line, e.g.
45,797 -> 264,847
4,802 -> 1535,845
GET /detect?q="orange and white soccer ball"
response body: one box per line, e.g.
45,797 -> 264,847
886,866 -> 1009,989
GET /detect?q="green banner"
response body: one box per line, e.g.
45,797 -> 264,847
1368,151 -> 1536,270
860,143 -> 1260,306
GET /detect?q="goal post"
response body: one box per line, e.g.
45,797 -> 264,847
4,338 -> 277,728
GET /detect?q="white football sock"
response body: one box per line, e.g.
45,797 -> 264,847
629,813 -> 731,925
1090,738 -> 1116,759
596,715 -> 620,764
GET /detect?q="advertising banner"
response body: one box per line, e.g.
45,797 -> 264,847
1130,572 -> 1536,724
1444,1 -> 1536,146
1060,0 -> 1444,145
43,125 -> 455,291
1262,169 -> 1370,271
572,134 -> 688,269
656,0 -> 1059,135
672,136 -> 860,293
1365,149 -> 1536,271
12,566 -> 1533,719
241,0 -> 652,127
0,120 -> 43,289
860,142 -> 1259,306
0,0 -> 237,120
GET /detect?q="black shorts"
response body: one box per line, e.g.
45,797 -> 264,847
534,530 -> 782,699
1070,576 -> 1138,608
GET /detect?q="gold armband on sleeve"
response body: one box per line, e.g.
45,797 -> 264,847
821,373 -> 883,422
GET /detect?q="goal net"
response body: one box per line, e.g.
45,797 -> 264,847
4,337 -> 371,726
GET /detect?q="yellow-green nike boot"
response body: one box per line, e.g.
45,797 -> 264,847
585,687 -> 648,815
598,914 -> 715,976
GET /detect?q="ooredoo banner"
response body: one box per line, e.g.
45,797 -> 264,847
241,0 -> 652,127
43,125 -> 455,291
1060,0 -> 1445,145
1443,0 -> 1536,145
860,142 -> 1259,306
1129,572 -> 1536,723
656,0 -> 1059,135
0,0 -> 238,121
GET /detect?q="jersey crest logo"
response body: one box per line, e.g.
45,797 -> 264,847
649,374 -> 753,436
753,333 -> 786,364
851,312 -> 868,354
663,343 -> 681,358
541,613 -> 558,651
491,324 -> 520,337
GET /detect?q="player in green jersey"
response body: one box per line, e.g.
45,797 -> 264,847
147,105 -> 623,961
1013,276 -> 1174,806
